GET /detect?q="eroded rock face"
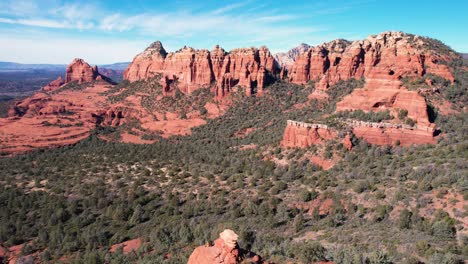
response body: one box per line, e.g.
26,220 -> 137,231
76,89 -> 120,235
336,78 -> 431,125
124,42 -> 277,96
352,126 -> 436,146
66,58 -> 100,84
289,31 -> 456,88
42,76 -> 65,92
281,120 -> 338,148
187,229 -> 262,264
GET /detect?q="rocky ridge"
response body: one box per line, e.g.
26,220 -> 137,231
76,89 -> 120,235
124,42 -> 277,96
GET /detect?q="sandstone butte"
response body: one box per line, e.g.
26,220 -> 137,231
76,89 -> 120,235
0,31 -> 461,155
123,41 -> 277,96
187,229 -> 263,264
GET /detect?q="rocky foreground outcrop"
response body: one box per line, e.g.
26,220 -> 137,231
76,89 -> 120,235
188,229 -> 262,264
124,42 -> 276,96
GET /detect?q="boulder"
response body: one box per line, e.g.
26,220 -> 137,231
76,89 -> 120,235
187,229 -> 262,264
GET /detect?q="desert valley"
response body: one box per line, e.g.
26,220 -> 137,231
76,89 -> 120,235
0,29 -> 466,263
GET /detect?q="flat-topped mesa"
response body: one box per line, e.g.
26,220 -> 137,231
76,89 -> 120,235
345,119 -> 435,133
282,119 -> 437,149
289,31 -> 457,89
281,121 -> 337,148
123,41 -> 278,96
286,120 -> 329,129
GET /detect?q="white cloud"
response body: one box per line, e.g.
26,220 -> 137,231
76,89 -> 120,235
0,0 -> 346,63
0,17 -> 67,29
211,2 -> 249,15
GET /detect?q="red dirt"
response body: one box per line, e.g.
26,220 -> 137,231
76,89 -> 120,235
110,238 -> 142,254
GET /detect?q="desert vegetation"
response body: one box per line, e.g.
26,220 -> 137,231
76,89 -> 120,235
0,72 -> 466,263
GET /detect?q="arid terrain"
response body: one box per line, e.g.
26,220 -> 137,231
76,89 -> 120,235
0,31 -> 467,263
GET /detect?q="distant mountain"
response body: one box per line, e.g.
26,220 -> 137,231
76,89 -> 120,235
0,62 -> 65,72
99,62 -> 130,71
274,43 -> 311,67
461,53 -> 468,59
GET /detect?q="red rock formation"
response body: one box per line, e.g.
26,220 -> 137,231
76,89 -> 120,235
66,58 -> 100,83
288,32 -> 459,127
188,229 -> 262,264
124,42 -> 277,96
342,134 -> 353,150
1,32 -> 460,155
289,32 -> 456,87
336,78 -> 431,125
281,120 -> 337,148
110,238 -> 142,254
352,126 -> 436,146
42,76 -> 65,91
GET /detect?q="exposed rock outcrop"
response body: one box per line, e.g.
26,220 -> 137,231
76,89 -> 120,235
352,126 -> 436,146
42,76 -> 65,91
281,120 -> 338,148
289,32 -> 456,88
187,229 -> 262,264
288,32 -> 458,126
336,78 -> 431,125
65,58 -> 115,84
124,42 -> 277,96
282,119 -> 436,149
66,58 -> 98,84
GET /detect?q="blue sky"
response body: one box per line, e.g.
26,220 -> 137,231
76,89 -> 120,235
0,0 -> 466,64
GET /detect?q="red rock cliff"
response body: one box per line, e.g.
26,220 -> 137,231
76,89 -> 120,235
124,42 -> 277,96
289,31 -> 456,88
66,58 -> 100,83
281,120 -> 338,148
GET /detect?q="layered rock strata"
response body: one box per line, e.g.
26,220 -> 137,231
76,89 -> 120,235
124,42 -> 277,96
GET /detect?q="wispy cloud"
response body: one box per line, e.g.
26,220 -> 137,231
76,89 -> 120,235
0,17 -> 67,29
0,0 -> 325,39
210,2 -> 250,15
0,0 -> 357,63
